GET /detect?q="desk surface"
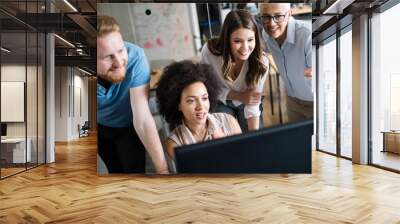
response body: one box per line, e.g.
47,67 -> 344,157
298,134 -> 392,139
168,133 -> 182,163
1,138 -> 27,143
381,131 -> 400,135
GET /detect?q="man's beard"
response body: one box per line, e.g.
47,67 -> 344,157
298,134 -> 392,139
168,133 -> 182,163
98,67 -> 126,84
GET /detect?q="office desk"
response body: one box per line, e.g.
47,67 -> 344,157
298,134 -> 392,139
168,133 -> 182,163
382,131 -> 400,154
1,138 -> 31,163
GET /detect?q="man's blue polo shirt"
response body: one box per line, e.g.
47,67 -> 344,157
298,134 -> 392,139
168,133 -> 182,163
97,42 -> 150,128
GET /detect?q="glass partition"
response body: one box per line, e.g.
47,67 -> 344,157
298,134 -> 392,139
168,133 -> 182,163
1,30 -> 28,177
317,36 -> 337,155
0,1 -> 46,179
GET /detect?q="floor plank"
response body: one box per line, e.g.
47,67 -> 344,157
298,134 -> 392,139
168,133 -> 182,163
1,135 -> 400,223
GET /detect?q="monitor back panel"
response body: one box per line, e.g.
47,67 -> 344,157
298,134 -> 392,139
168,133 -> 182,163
175,119 -> 313,173
1,123 -> 6,137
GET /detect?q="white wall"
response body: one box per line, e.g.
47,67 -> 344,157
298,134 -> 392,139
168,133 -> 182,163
1,65 -> 26,142
55,66 -> 69,141
1,64 -> 46,164
54,67 -> 89,141
1,65 -> 37,138
1,65 -> 26,81
72,73 -> 89,138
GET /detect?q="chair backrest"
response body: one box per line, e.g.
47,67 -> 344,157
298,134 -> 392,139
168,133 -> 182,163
82,121 -> 90,129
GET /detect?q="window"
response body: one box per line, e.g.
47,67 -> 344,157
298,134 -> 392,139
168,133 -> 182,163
371,2 -> 400,171
317,36 -> 337,154
339,28 -> 352,158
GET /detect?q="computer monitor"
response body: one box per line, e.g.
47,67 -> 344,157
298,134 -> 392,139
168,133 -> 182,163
1,123 -> 6,138
175,118 -> 313,174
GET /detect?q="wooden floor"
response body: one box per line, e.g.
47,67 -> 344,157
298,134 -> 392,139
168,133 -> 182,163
1,167 -> 26,178
1,135 -> 400,223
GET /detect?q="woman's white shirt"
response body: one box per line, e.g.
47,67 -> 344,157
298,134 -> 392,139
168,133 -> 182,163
200,43 -> 269,119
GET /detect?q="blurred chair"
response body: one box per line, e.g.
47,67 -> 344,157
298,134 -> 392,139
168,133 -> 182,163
78,121 -> 90,138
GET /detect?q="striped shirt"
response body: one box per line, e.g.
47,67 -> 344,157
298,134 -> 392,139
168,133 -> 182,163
168,113 -> 240,147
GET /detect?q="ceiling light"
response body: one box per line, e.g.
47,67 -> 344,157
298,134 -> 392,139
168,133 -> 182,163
322,0 -> 355,15
323,0 -> 341,14
76,48 -> 85,55
54,34 -> 75,48
1,47 -> 11,53
77,67 -> 92,76
63,0 -> 78,12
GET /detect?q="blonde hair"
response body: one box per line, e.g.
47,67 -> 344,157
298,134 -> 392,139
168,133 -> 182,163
97,15 -> 120,37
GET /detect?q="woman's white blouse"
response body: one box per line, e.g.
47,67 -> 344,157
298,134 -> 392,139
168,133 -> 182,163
200,43 -> 269,119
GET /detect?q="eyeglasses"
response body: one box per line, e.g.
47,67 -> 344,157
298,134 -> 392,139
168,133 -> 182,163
260,12 -> 288,23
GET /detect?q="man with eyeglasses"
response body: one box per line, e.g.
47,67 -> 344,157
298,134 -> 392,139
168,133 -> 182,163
259,3 -> 313,123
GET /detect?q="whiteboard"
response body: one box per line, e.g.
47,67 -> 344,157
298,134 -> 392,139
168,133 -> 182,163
1,82 -> 25,122
131,3 -> 195,61
98,3 -> 196,62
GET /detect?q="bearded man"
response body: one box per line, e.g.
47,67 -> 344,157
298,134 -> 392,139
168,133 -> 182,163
97,15 -> 168,174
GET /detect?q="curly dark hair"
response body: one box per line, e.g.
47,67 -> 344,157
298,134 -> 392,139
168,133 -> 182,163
156,60 -> 223,129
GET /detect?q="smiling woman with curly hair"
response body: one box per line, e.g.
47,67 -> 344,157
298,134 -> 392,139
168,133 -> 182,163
156,60 -> 242,160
